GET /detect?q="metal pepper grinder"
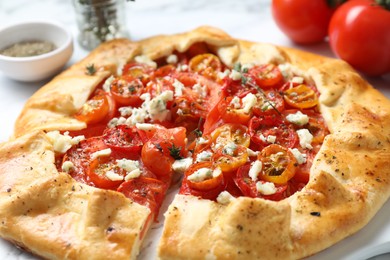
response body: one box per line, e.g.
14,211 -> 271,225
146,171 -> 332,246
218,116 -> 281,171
72,0 -> 130,50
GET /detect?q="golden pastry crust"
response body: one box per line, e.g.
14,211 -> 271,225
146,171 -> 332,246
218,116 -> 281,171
1,26 -> 389,259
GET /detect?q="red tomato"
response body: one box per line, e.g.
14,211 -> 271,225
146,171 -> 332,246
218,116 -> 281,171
74,92 -> 109,124
180,162 -> 226,200
212,145 -> 249,173
272,0 -> 336,44
121,62 -> 154,84
329,0 -> 390,76
189,54 -> 222,80
87,157 -> 125,190
103,125 -> 144,158
248,64 -> 284,89
62,137 -> 108,185
234,164 -> 288,201
217,96 -> 251,125
110,76 -> 144,107
248,116 -> 298,150
141,126 -> 187,179
117,177 -> 168,218
283,84 -> 318,109
252,90 -> 285,117
259,144 -> 297,184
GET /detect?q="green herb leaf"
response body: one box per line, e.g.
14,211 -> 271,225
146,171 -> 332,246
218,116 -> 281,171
193,128 -> 203,137
168,144 -> 183,160
233,62 -> 242,72
85,64 -> 96,76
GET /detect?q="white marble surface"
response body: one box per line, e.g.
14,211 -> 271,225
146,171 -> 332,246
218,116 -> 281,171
0,0 -> 389,259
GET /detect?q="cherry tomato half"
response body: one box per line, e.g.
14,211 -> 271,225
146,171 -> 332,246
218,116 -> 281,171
189,53 -> 222,79
110,76 -> 144,106
249,64 -> 284,89
259,144 -> 297,184
234,164 -> 288,201
74,92 -> 109,124
283,84 -> 318,109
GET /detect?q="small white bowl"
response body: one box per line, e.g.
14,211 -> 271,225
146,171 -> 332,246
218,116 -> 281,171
0,21 -> 73,82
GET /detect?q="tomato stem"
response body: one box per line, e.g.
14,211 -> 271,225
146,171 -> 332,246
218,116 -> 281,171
326,0 -> 347,8
376,0 -> 390,10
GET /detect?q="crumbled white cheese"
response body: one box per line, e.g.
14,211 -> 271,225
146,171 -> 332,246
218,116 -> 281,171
267,135 -> 277,144
196,151 -> 213,162
218,69 -> 230,80
118,106 -> 133,117
177,108 -> 184,116
61,161 -> 74,172
229,70 -> 242,80
192,83 -> 207,97
173,79 -> 185,97
188,167 -> 221,182
197,137 -> 209,145
286,111 -> 309,126
242,63 -> 255,70
102,75 -> 115,92
297,129 -> 313,149
166,54 -> 178,64
135,123 -> 155,131
241,93 -> 257,113
230,96 -> 241,109
247,147 -> 259,157
116,159 -> 140,172
172,157 -> 193,173
177,64 -> 188,71
105,170 -> 124,181
46,131 -> 84,154
289,148 -> 307,164
249,160 -> 262,181
223,142 -> 237,156
291,76 -> 304,84
188,167 -> 212,182
146,90 -> 174,122
256,181 -> 277,195
134,55 -> 157,68
278,63 -> 293,79
216,191 -> 236,205
124,169 -> 141,181
90,148 -> 112,160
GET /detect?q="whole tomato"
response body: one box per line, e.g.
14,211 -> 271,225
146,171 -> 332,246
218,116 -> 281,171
329,0 -> 390,76
272,0 -> 338,44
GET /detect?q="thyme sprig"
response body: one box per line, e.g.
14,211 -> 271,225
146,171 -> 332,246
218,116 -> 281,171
233,62 -> 282,116
168,144 -> 183,160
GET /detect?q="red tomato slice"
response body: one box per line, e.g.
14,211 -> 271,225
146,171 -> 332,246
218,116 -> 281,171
252,90 -> 285,117
234,164 -> 288,201
248,116 -> 298,150
74,92 -> 110,125
117,177 -> 168,218
180,162 -> 226,200
87,157 -> 125,190
217,96 -> 251,125
62,137 -> 108,185
141,126 -> 187,178
110,76 -> 144,107
249,64 -> 284,89
103,125 -> 144,159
